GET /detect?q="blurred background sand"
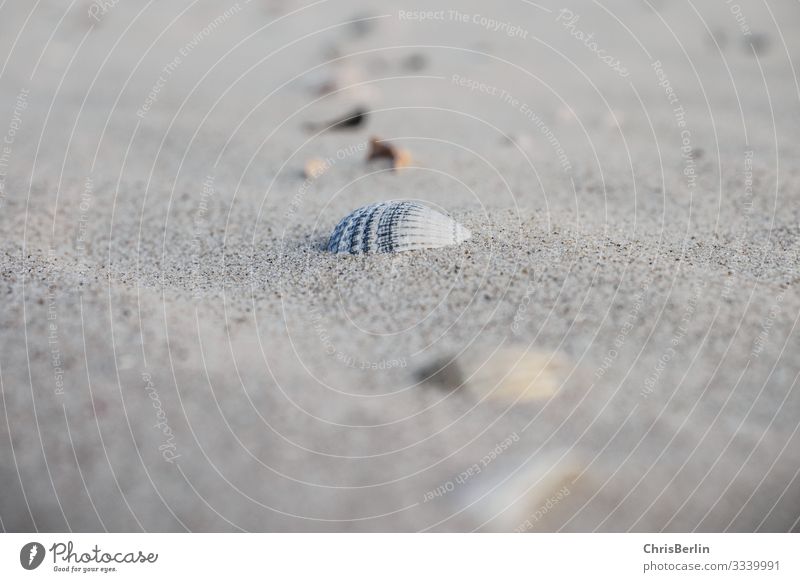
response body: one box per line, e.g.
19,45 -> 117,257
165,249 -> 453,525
1,0 -> 799,531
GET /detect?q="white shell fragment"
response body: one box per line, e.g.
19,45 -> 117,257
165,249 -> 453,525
470,347 -> 572,403
417,346 -> 575,403
327,200 -> 471,255
459,453 -> 585,532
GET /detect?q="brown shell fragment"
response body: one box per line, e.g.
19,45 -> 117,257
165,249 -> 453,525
367,137 -> 412,171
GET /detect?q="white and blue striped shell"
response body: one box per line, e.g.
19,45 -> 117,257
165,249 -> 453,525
327,200 -> 471,255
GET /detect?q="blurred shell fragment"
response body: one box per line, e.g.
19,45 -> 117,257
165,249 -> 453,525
414,355 -> 464,389
401,53 -> 429,72
419,346 -> 573,403
459,453 -> 584,532
304,107 -> 368,132
301,65 -> 380,103
303,157 -> 328,179
327,200 -> 471,255
367,137 -> 412,171
472,347 -> 571,402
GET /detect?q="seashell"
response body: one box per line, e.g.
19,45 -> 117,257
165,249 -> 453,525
327,200 -> 471,255
303,157 -> 328,179
418,345 -> 573,403
470,347 -> 572,402
366,136 -> 412,171
456,452 -> 586,532
304,106 -> 368,133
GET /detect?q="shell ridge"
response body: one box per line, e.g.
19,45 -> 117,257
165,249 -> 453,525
346,206 -> 366,254
377,201 -> 405,253
328,200 -> 469,255
368,202 -> 391,253
361,203 -> 383,254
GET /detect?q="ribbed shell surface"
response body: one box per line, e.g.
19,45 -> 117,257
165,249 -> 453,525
327,201 -> 470,255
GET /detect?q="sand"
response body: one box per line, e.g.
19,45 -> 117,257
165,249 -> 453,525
1,0 -> 799,531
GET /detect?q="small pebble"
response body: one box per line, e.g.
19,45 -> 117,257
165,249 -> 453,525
303,158 -> 328,179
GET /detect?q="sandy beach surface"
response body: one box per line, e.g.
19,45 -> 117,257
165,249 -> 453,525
1,0 -> 799,531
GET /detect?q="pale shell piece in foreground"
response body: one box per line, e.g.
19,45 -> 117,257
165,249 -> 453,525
304,157 -> 328,179
458,453 -> 586,532
417,346 -> 573,403
471,347 -> 572,402
327,200 -> 471,255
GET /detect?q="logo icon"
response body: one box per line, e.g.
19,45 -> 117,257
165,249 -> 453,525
20,542 -> 45,570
